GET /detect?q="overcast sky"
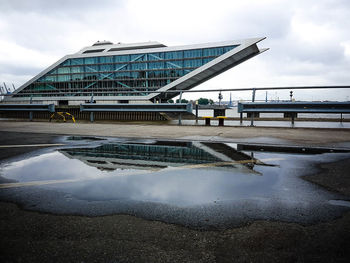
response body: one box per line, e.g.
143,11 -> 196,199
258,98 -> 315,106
0,0 -> 349,101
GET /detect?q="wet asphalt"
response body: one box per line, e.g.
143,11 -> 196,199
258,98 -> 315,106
1,130 -> 350,262
0,132 -> 350,230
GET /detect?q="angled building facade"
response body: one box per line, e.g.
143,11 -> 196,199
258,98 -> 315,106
9,38 -> 266,105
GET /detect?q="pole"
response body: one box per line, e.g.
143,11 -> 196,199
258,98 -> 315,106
178,91 -> 183,125
195,101 -> 198,123
90,93 -> 94,122
250,88 -> 256,126
29,95 -> 33,121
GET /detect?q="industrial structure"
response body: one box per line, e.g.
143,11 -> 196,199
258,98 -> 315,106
5,38 -> 266,105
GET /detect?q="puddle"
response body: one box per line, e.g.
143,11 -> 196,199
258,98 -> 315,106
67,136 -> 105,141
0,139 -> 350,229
328,200 -> 350,208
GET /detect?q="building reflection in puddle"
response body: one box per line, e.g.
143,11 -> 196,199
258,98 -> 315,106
59,141 -> 261,173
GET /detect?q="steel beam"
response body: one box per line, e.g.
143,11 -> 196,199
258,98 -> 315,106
80,103 -> 192,113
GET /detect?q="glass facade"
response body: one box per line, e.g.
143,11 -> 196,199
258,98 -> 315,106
16,45 -> 238,98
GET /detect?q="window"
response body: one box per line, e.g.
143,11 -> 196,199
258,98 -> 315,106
164,51 -> 183,60
148,53 -> 164,61
203,57 -> 215,64
99,56 -> 114,63
203,47 -> 224,57
45,75 -> 57,82
71,66 -> 84,73
114,55 -> 129,62
115,72 -> 130,79
84,57 -> 98,64
82,49 -> 104,54
100,64 -> 113,72
57,67 -> 70,74
70,58 -> 84,65
148,61 -> 164,70
184,49 -> 202,58
184,59 -> 202,68
131,63 -> 147,70
57,75 -> 71,82
224,45 -> 238,53
165,60 -> 183,69
72,74 -> 84,81
130,54 -> 145,61
85,65 -> 99,72
62,60 -> 70,66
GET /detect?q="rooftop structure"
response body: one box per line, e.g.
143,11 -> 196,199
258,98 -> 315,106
8,38 -> 267,105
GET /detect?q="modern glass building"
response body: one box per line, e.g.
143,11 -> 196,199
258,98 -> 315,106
9,38 -> 266,105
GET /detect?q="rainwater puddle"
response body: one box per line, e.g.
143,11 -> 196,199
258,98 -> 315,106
328,200 -> 350,208
0,138 -> 350,229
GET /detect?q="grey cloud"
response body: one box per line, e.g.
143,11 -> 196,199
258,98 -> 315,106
0,0 -> 124,14
1,0 -> 350,100
0,63 -> 42,76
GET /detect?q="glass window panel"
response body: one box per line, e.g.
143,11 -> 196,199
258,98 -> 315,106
223,45 -> 238,53
203,47 -> 224,57
57,67 -> 70,74
71,58 -> 84,65
99,56 -> 113,63
114,55 -> 129,62
85,73 -> 98,80
164,51 -> 183,60
130,54 -> 146,61
131,63 -> 147,70
115,72 -> 131,79
45,75 -> 57,82
148,61 -> 164,70
100,64 -> 113,72
137,71 -> 146,79
184,49 -> 202,58
84,57 -> 98,64
165,60 -> 183,69
114,63 -> 127,71
36,77 -> 44,83
71,66 -> 84,73
148,53 -> 164,61
85,65 -> 99,72
62,59 -> 71,66
203,57 -> 215,64
48,69 -> 57,74
175,69 -> 184,77
72,74 -> 84,81
57,75 -> 70,82
183,59 -> 202,68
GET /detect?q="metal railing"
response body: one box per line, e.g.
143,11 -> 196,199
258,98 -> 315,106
0,103 -> 55,121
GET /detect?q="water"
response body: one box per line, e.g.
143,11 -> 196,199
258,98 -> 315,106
184,109 -> 350,129
0,138 -> 350,229
194,109 -> 350,119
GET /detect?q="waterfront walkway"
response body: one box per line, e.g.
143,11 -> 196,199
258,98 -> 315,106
0,121 -> 349,145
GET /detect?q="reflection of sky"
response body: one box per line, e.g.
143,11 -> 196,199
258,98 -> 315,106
1,150 -> 345,207
0,150 -> 280,206
1,152 -> 117,182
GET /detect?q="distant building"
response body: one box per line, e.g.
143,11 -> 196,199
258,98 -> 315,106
7,38 -> 266,105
